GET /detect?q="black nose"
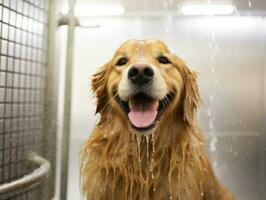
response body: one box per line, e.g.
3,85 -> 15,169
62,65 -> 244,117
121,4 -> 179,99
128,64 -> 154,85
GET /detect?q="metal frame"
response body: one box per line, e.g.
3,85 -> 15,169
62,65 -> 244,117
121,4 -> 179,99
259,16 -> 266,198
59,0 -> 76,199
0,153 -> 50,194
42,0 -> 58,198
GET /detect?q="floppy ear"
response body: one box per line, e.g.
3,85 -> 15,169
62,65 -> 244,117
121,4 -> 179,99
172,55 -> 200,126
91,63 -> 109,114
181,65 -> 200,126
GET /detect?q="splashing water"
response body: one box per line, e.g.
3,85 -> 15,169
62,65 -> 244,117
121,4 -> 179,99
152,132 -> 156,153
145,135 -> 150,166
136,134 -> 142,163
150,132 -> 157,192
206,24 -> 219,170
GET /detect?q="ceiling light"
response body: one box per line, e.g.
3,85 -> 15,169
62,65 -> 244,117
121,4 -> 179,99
181,4 -> 235,16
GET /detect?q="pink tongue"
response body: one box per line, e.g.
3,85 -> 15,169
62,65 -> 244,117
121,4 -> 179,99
128,97 -> 158,128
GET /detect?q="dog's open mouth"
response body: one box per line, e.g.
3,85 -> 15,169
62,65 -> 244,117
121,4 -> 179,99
116,93 -> 174,132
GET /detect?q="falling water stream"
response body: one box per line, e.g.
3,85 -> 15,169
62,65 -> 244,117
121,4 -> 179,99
205,19 -> 220,170
133,132 -> 159,199
136,134 -> 142,163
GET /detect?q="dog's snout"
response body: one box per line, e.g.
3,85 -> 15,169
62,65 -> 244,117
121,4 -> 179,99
128,64 -> 154,85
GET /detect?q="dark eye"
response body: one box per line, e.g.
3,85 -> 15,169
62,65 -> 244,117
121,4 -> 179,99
116,57 -> 128,66
158,55 -> 171,64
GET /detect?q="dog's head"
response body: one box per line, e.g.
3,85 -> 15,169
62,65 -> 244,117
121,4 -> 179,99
92,39 -> 200,134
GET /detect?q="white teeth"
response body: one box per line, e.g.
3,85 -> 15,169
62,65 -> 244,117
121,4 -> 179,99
128,99 -> 133,110
154,101 -> 159,110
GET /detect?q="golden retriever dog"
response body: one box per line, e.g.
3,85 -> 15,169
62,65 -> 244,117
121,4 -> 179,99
80,39 -> 235,200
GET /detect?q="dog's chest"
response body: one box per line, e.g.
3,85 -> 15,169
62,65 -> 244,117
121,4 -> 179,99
104,161 -> 204,200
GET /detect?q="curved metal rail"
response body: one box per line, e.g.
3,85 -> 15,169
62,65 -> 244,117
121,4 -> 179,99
0,153 -> 51,194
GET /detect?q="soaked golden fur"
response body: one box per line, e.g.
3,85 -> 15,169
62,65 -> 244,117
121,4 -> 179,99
80,39 -> 235,200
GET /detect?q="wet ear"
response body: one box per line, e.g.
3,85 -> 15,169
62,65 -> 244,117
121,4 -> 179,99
181,66 -> 200,126
91,63 -> 109,114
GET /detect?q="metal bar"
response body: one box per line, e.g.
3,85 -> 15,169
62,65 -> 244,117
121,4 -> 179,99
260,16 -> 266,198
42,0 -> 58,199
0,153 -> 51,194
60,0 -> 76,199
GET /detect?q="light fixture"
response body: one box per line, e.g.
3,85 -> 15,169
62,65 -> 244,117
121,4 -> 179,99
181,4 -> 235,16
61,5 -> 125,17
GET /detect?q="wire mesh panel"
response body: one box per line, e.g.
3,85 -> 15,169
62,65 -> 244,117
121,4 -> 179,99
0,0 -> 50,199
1,183 -> 44,200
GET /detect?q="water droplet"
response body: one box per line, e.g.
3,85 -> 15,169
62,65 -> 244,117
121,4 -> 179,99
145,135 -> 150,165
210,136 -> 217,152
152,133 -> 156,153
151,172 -> 155,179
209,95 -> 214,101
207,109 -> 212,116
136,135 -> 141,163
208,119 -> 214,130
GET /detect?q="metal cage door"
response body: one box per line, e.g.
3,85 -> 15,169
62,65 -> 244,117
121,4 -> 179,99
0,0 -> 57,199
